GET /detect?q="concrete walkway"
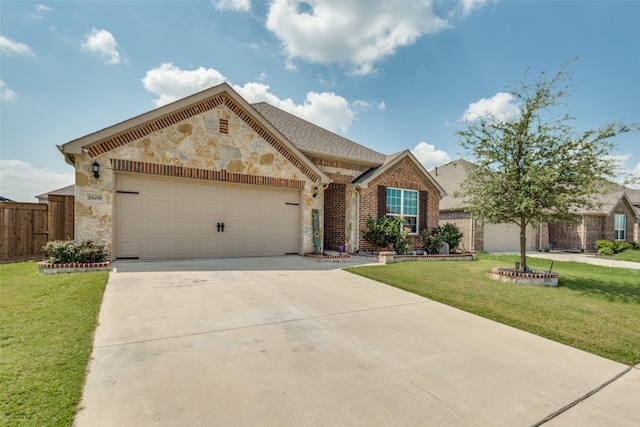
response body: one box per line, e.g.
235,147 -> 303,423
515,251 -> 640,270
75,256 -> 638,426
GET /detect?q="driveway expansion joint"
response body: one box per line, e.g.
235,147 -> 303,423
530,365 -> 634,426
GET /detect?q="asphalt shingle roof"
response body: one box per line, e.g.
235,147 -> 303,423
431,159 -> 640,216
429,159 -> 476,210
252,102 -> 386,165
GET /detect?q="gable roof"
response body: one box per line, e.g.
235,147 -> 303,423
252,102 -> 386,165
35,184 -> 75,202
429,159 -> 477,210
58,83 -> 330,183
353,150 -> 446,196
589,183 -> 640,217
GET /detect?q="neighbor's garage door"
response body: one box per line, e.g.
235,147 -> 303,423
483,223 -> 535,252
115,173 -> 301,259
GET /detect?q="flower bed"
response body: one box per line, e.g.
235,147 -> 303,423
304,253 -> 351,263
38,261 -> 111,275
491,267 -> 558,287
352,251 -> 475,264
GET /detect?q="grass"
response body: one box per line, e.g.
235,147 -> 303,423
612,249 -> 640,263
0,262 -> 108,427
346,253 -> 640,365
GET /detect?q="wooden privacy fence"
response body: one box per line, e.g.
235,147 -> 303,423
0,195 -> 74,262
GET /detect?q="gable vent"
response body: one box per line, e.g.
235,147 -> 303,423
219,119 -> 229,134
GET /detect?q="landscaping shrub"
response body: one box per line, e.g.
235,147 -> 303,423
363,216 -> 410,255
44,239 -> 106,264
594,239 -> 631,256
421,223 -> 464,254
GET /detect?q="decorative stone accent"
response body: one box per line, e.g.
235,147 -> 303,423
491,267 -> 558,287
74,101 -> 321,257
304,253 -> 351,263
38,261 -> 111,275
350,252 -> 476,264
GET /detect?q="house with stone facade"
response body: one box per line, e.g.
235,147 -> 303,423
58,83 -> 444,260
431,159 -> 639,253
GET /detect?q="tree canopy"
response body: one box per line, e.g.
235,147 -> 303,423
455,59 -> 637,271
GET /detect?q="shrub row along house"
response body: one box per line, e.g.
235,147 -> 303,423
58,83 -> 444,260
431,159 -> 640,252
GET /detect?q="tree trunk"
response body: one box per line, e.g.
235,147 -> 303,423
520,222 -> 527,272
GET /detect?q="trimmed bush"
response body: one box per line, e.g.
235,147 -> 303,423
421,223 -> 464,254
363,216 -> 410,255
594,239 -> 631,256
44,240 -> 106,264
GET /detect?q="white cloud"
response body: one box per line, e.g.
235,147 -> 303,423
266,0 -> 449,75
0,35 -> 35,57
0,80 -> 17,101
353,100 -> 385,112
460,0 -> 491,17
212,0 -> 251,12
0,160 -> 74,202
141,63 -> 365,133
462,92 -> 519,121
234,82 -> 354,133
81,28 -> 121,64
142,63 -> 227,107
411,142 -> 452,170
35,4 -> 53,12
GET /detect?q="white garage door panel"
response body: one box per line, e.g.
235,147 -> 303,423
483,223 -> 535,252
115,174 -> 301,259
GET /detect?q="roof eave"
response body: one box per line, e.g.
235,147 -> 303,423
300,149 -> 383,168
355,150 -> 446,197
59,83 -> 331,184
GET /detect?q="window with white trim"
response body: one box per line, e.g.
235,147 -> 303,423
386,188 -> 418,233
614,214 -> 626,240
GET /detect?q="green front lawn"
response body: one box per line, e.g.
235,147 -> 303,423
612,249 -> 640,263
346,253 -> 640,365
0,262 -> 108,427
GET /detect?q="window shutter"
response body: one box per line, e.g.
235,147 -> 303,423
419,190 -> 429,231
377,186 -> 387,218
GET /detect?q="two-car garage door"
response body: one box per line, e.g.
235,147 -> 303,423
114,174 -> 301,259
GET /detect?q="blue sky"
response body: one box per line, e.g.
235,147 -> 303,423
1,0 -> 639,202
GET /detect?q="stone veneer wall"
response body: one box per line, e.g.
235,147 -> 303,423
74,104 -> 321,257
358,158 -> 441,252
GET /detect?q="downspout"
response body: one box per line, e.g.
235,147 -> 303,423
355,186 -> 361,253
581,215 -> 586,252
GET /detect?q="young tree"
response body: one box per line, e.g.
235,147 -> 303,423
456,60 -> 636,272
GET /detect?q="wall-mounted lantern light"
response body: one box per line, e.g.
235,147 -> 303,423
92,161 -> 100,179
312,185 -> 318,198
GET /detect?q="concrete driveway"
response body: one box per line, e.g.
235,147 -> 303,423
75,256 -> 638,426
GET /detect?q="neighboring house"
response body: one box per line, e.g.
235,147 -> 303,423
58,83 -> 444,260
35,184 -> 75,203
430,159 -> 538,253
547,183 -> 640,252
431,159 -> 640,253
0,196 -> 14,202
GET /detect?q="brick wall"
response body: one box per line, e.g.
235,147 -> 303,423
439,210 -> 474,252
548,218 -> 585,251
358,157 -> 441,251
549,215 -> 605,252
604,199 -> 637,243
549,200 -> 638,252
324,183 -> 346,251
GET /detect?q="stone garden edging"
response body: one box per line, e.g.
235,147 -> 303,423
38,261 -> 112,275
